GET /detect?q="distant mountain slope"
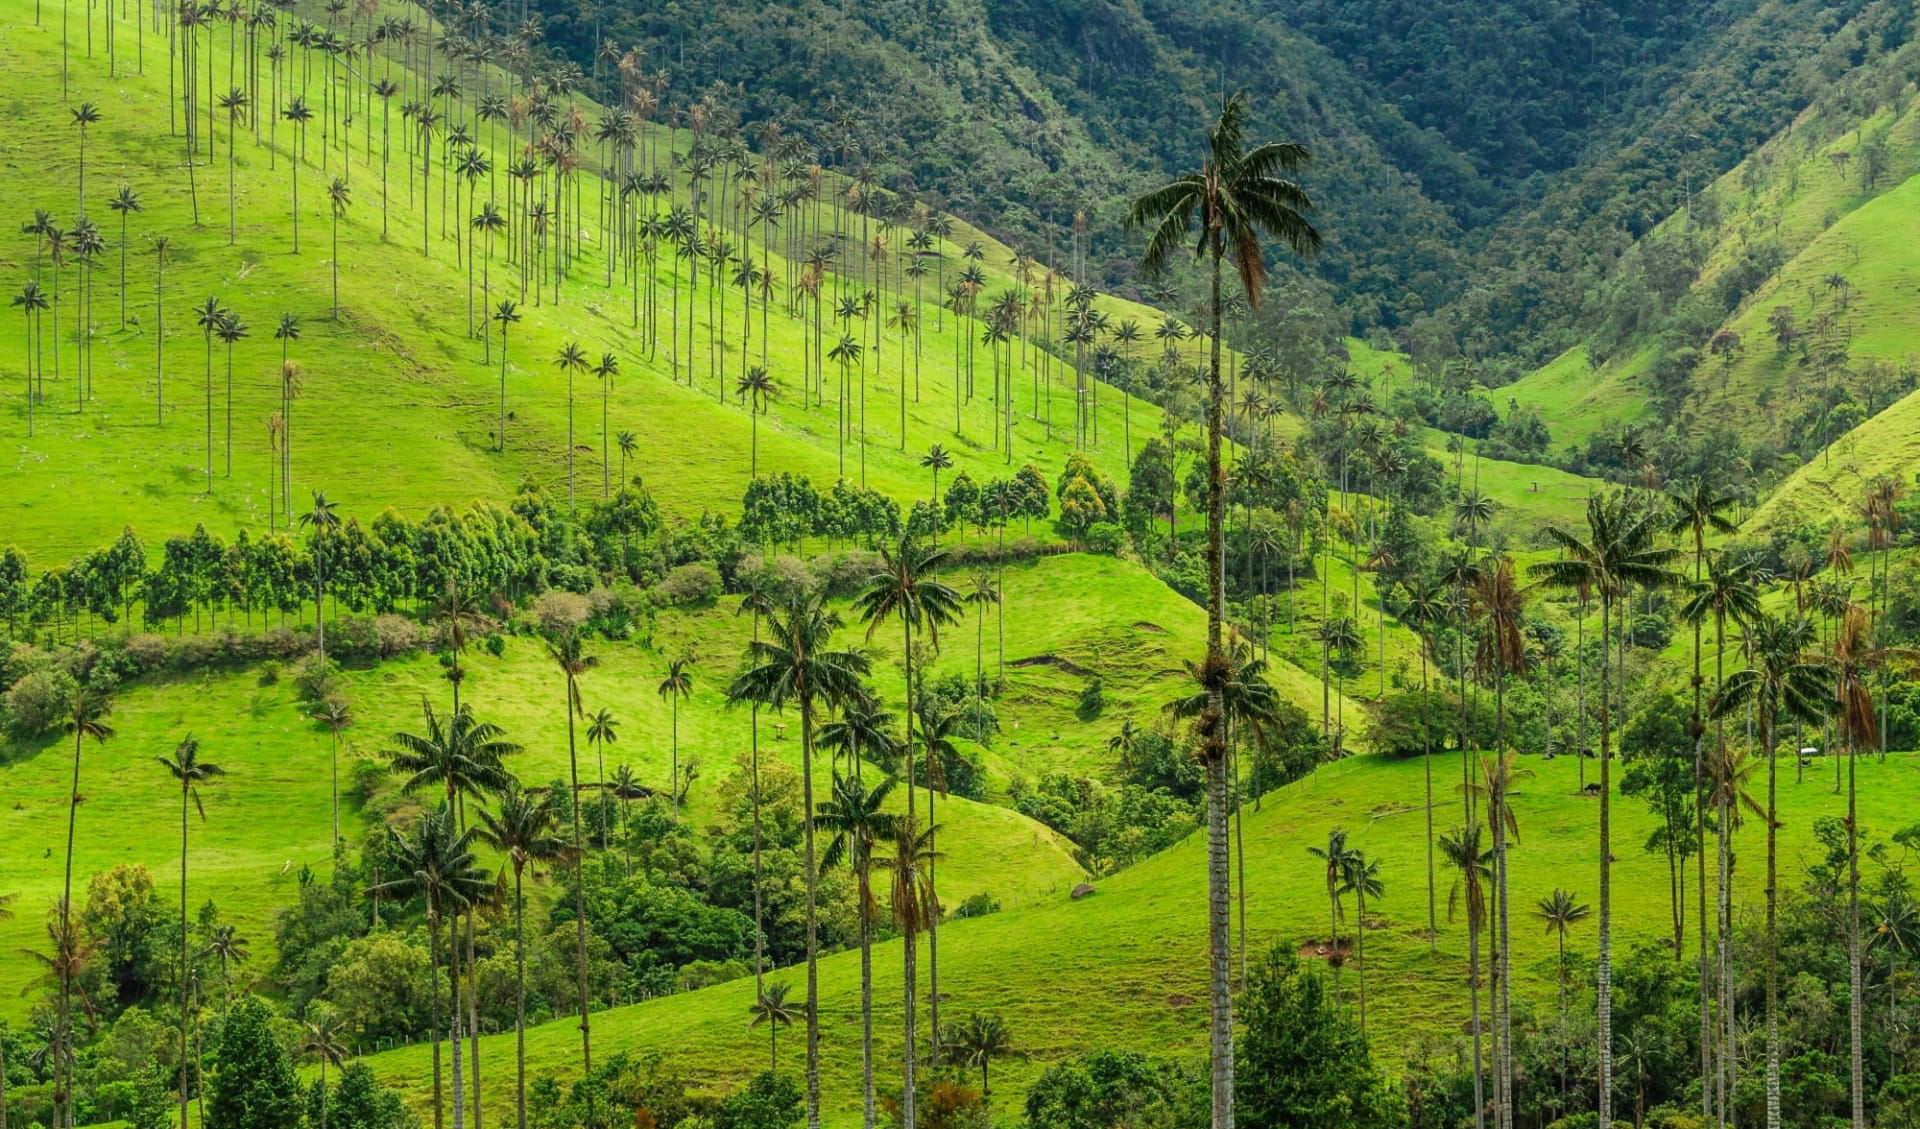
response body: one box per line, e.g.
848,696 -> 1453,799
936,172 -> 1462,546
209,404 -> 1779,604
540,0 -> 1897,344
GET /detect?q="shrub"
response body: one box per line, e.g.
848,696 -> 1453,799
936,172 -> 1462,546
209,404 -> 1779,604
1084,522 -> 1125,555
1076,676 -> 1106,720
659,562 -> 722,605
809,550 -> 881,599
953,892 -> 1000,919
534,590 -> 593,634
6,667 -> 76,736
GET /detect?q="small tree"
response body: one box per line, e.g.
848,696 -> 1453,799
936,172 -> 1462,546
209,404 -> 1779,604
1235,945 -> 1399,1129
208,996 -> 303,1129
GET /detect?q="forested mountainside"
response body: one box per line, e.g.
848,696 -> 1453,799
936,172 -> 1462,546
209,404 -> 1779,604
528,0 -> 1906,352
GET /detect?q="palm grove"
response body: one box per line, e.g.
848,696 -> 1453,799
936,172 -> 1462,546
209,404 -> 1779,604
7,2 -> 1920,1129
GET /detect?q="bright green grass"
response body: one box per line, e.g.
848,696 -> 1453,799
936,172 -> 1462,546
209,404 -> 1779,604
0,553 -> 1376,1018
1500,345 -> 1650,449
348,747 -> 1920,1123
0,2 -> 1196,565
1507,80 -> 1920,460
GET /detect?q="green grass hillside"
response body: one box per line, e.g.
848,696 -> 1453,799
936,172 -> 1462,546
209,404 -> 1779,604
350,748 -> 1920,1121
0,552 -> 1372,1019
0,0 -> 1217,565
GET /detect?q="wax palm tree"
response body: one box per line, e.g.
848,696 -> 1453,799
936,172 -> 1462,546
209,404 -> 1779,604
964,573 -> 999,742
1128,96 -> 1320,1129
1536,889 -> 1591,1021
1666,477 -> 1739,1113
1339,850 -> 1385,1035
1306,828 -> 1354,999
1468,747 -> 1532,1129
157,736 -> 222,1129
205,924 -> 249,1010
879,816 -> 941,1129
12,282 -> 48,437
920,444 -> 952,548
313,700 -> 352,845
106,187 -> 140,328
372,806 -> 492,1129
1826,603 -> 1912,1125
194,297 -> 226,490
543,628 -> 599,1084
492,300 -> 520,450
327,178 -> 351,315
70,103 -> 99,216
601,765 -> 649,873
749,982 -> 801,1074
473,205 -> 508,362
951,1013 -> 1012,1124
1398,577 -> 1450,951
817,771 -> 899,1129
657,659 -> 694,818
1710,611 -> 1830,1129
855,534 -> 962,1052
818,703 -> 900,784
215,311 -> 249,477
1316,616 -> 1362,744
53,687 -> 111,1126
582,707 -> 619,845
553,342 -> 589,511
590,352 -> 618,499
388,700 -> 519,814
476,786 -> 575,1129
1442,822 -> 1494,1129
283,98 -> 314,251
736,366 -> 776,477
1530,493 -> 1679,1129
300,1008 -> 349,1129
727,595 -> 872,1129
299,492 -> 343,691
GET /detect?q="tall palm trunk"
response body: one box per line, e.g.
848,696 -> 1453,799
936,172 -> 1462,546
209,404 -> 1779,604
512,863 -> 529,1129
800,690 -> 822,1129
428,912 -> 445,1129
859,863 -> 875,1129
1598,595 -> 1615,1129
1848,724 -> 1863,1129
564,696 -> 592,1085
1201,246 -> 1234,1129
176,776 -> 192,1129
1765,705 -> 1781,1129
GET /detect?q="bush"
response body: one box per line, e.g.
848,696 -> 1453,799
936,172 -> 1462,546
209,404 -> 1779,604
1076,676 -> 1106,720
1084,522 -> 1125,554
659,562 -> 722,605
952,892 -> 1000,919
534,590 -> 593,634
809,551 -> 881,599
1630,612 -> 1673,651
6,667 -> 77,736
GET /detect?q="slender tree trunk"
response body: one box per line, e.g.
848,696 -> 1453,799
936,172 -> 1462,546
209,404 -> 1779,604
1203,247 -> 1234,1129
564,693 -> 593,1087
1598,596 -> 1615,1129
801,692 -> 822,1129
514,866 -> 528,1129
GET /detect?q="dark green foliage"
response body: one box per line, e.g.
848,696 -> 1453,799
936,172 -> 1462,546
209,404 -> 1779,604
1370,690 -> 1489,760
1024,1050 -> 1204,1129
1236,945 -> 1401,1129
714,1072 -> 803,1129
207,996 -> 303,1129
323,1063 -> 410,1129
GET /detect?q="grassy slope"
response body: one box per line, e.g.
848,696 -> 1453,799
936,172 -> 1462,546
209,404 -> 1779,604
1501,345 -> 1651,450
350,747 -> 1920,1122
0,1 -> 1202,565
1505,79 -> 1920,490
0,553 -> 1372,1017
